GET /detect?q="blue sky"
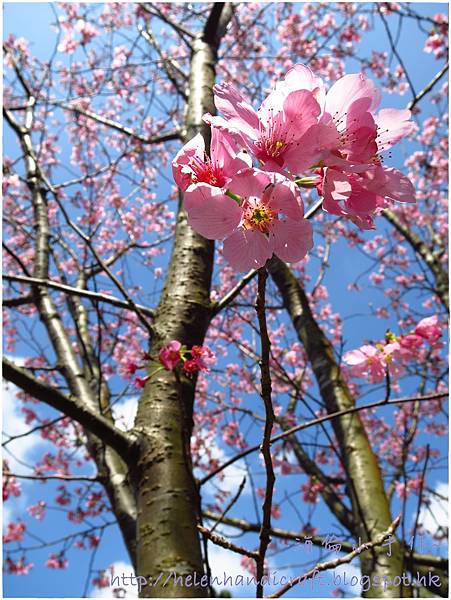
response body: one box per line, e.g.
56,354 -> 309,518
3,2 -> 448,598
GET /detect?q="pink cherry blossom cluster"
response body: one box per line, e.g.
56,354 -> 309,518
343,316 -> 442,383
131,341 -> 216,388
3,521 -> 26,544
173,64 -> 415,270
158,340 -> 216,375
4,557 -> 33,576
45,553 -> 69,570
2,461 -> 21,502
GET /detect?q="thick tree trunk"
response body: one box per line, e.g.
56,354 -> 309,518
268,256 -> 410,598
131,5 -> 232,597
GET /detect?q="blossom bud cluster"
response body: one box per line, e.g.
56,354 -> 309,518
126,342 -> 216,388
172,64 -> 415,271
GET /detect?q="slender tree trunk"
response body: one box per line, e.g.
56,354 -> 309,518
268,256 -> 410,598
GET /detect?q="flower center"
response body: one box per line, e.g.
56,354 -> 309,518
189,155 -> 225,187
244,204 -> 275,233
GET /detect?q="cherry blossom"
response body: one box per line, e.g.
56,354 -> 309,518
205,76 -> 322,175
3,522 -> 26,544
45,554 -> 69,570
5,557 -> 34,575
184,168 -> 313,271
159,340 -> 182,371
183,345 -> 216,374
172,128 -> 250,192
414,315 -> 442,343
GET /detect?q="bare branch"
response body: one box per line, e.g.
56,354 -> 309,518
268,516 -> 401,598
197,525 -> 259,560
60,103 -> 181,145
7,473 -> 100,482
255,267 -> 276,597
200,392 -> 448,485
408,62 -> 449,110
2,357 -> 136,462
3,273 -> 155,317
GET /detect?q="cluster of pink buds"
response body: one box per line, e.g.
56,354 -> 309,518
159,340 -> 216,374
173,64 -> 415,271
343,316 -> 442,383
132,341 -> 216,389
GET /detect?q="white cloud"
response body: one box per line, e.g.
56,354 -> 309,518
207,542 -> 260,595
200,443 -> 251,498
89,561 -> 137,598
111,396 -> 138,431
2,379 -> 48,524
418,481 -> 448,536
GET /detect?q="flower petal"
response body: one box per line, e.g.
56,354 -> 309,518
184,184 -> 242,239
266,180 -> 304,220
324,73 -> 381,119
375,167 -> 416,203
375,108 -> 414,150
223,229 -> 273,271
213,82 -> 260,138
172,133 -> 205,191
282,89 -> 321,136
270,218 -> 313,263
231,169 -> 269,200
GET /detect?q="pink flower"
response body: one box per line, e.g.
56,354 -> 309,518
205,76 -> 322,175
343,344 -> 386,382
5,557 -> 33,575
183,359 -> 200,374
27,501 -> 46,521
159,340 -> 182,370
57,36 -> 77,54
184,169 -> 313,271
134,375 -> 150,389
3,463 -> 21,501
415,315 -> 442,343
3,521 -> 26,543
317,73 -> 414,170
183,345 -> 216,374
55,486 -> 71,506
93,571 -> 110,588
320,165 -> 415,228
172,128 -> 250,192
46,553 -> 68,569
398,333 -> 425,359
75,19 -> 98,45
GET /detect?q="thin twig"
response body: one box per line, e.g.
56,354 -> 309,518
197,525 -> 259,560
408,62 -> 449,111
255,267 -> 276,597
210,476 -> 247,534
267,516 -> 401,598
7,473 -> 100,482
3,274 -> 154,317
199,392 -> 447,485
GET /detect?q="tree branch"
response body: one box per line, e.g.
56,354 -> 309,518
3,273 -> 155,317
268,517 -> 401,598
197,525 -> 259,560
255,268 -> 276,597
61,103 -> 181,145
2,357 -> 136,462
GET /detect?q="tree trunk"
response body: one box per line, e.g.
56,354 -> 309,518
131,5 -> 233,596
268,256 -> 410,598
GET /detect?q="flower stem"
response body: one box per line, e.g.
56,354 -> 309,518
225,190 -> 242,204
